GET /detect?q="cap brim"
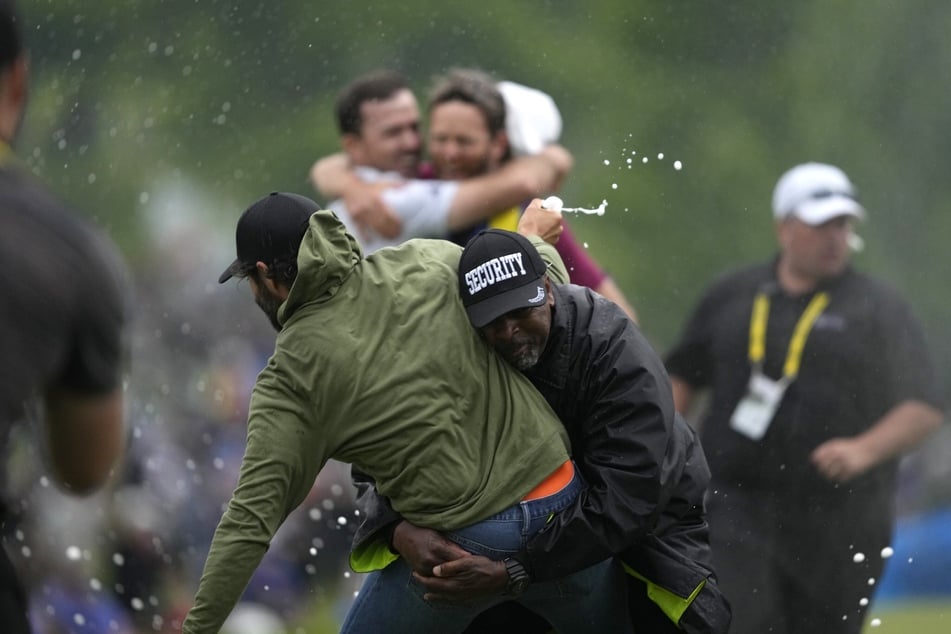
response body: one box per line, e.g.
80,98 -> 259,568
465,278 -> 546,328
794,196 -> 866,226
218,259 -> 242,284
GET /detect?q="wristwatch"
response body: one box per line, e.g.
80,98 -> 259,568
503,557 -> 531,596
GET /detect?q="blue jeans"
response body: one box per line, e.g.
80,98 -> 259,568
340,465 -> 632,633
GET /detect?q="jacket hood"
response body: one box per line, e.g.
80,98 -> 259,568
278,209 -> 363,325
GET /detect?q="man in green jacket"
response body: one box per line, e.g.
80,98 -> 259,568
182,193 -> 631,633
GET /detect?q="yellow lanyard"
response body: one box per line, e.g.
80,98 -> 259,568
0,139 -> 10,165
748,290 -> 829,379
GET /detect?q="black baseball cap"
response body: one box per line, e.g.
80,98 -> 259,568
218,192 -> 319,283
459,229 -> 548,328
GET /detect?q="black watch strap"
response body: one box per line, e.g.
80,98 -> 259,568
503,557 -> 531,596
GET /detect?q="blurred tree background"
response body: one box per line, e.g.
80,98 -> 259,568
19,0 -> 951,378
10,0 -> 951,631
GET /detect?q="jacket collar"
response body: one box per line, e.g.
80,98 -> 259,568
530,283 -> 572,389
278,209 -> 363,326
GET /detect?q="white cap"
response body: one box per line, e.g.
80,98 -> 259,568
772,162 -> 866,225
497,80 -> 563,156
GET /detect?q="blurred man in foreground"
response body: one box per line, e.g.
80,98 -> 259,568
666,162 -> 944,633
0,1 -> 129,630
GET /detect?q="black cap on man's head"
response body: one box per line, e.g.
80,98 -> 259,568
218,192 -> 319,283
459,229 -> 548,328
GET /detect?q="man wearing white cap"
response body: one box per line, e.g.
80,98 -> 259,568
665,162 -> 944,633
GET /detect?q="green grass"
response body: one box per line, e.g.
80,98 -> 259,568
288,594 -> 951,633
863,601 -> 950,633
293,608 -> 342,633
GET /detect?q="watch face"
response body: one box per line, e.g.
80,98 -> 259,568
504,558 -> 530,596
511,577 -> 530,594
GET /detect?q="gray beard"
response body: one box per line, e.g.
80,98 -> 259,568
511,345 -> 542,371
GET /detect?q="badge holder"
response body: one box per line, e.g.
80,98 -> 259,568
732,289 -> 829,441
730,368 -> 789,441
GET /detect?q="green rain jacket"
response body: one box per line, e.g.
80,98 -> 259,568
183,210 -> 570,633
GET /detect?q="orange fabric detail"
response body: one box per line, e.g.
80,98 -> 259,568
522,460 -> 574,501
